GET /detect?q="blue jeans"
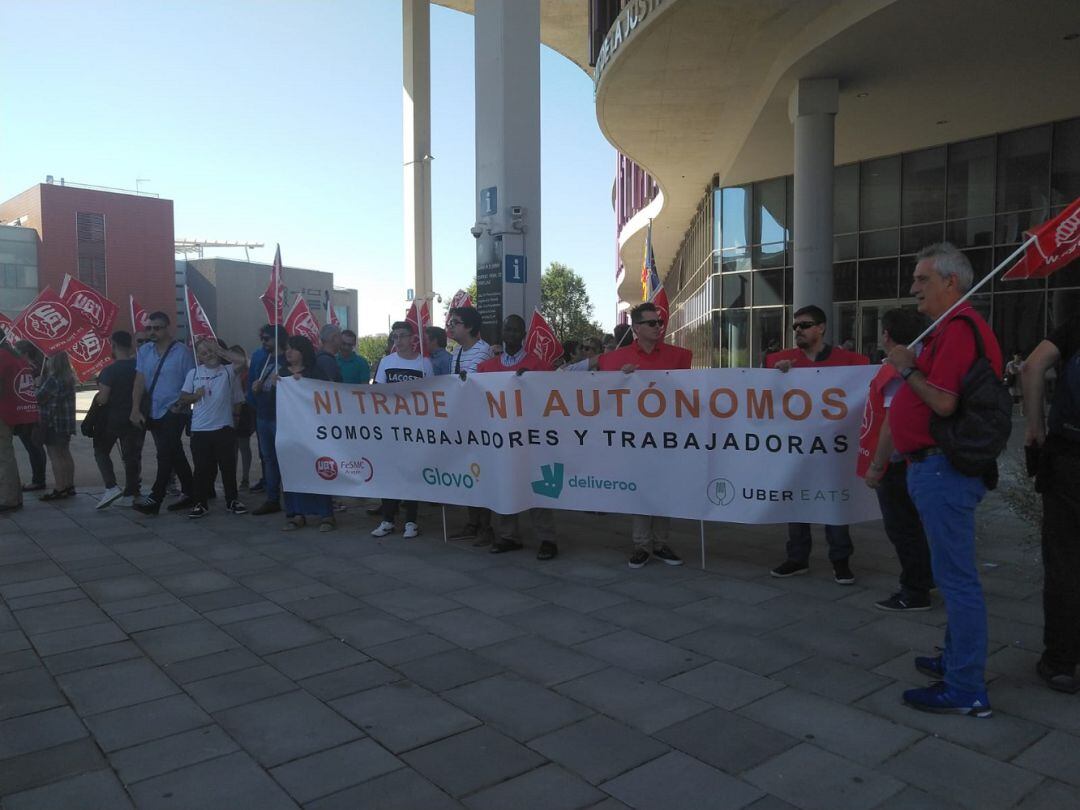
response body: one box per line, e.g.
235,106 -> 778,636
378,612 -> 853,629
283,491 -> 333,519
255,418 -> 280,501
907,453 -> 988,693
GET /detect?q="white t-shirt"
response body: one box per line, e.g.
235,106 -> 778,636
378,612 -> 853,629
375,353 -> 434,384
181,363 -> 243,432
452,339 -> 493,374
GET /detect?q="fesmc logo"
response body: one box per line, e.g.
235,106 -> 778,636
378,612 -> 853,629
423,464 -> 481,489
315,456 -> 373,482
26,301 -> 73,340
706,478 -> 736,507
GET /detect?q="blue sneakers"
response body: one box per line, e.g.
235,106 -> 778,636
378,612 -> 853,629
903,683 -> 992,718
914,655 -> 945,679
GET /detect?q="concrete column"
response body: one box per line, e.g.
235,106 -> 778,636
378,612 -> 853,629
473,0 -> 541,342
788,78 -> 838,340
403,0 -> 433,302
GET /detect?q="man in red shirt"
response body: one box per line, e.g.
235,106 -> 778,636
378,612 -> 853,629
766,305 -> 869,584
599,302 -> 692,569
478,314 -> 559,560
1,329 -> 40,512
887,242 -> 1002,718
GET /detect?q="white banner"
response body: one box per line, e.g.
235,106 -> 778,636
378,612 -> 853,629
275,367 -> 881,525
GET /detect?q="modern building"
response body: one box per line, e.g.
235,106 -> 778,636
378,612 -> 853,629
437,0 -> 1080,365
0,224 -> 39,317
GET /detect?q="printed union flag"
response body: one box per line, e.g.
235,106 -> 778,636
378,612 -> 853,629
406,299 -> 432,358
260,244 -> 287,326
129,295 -> 151,333
59,274 -> 118,336
525,308 -> 563,367
1001,196 -> 1080,281
445,289 -> 473,329
11,287 -> 93,355
185,286 -> 217,342
67,331 -> 113,382
285,294 -> 320,345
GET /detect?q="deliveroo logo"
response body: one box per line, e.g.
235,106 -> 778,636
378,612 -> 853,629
532,463 -> 565,499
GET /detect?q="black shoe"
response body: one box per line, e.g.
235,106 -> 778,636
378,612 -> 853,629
770,559 -> 809,578
166,496 -> 196,512
832,559 -> 855,585
251,501 -> 281,516
628,549 -> 650,569
133,498 -> 161,516
915,655 -> 945,679
653,544 -> 684,566
448,524 -> 479,541
227,500 -> 249,515
537,541 -> 558,561
187,504 -> 209,519
249,480 -> 266,493
490,538 -> 523,554
1036,659 -> 1080,694
875,591 -> 931,612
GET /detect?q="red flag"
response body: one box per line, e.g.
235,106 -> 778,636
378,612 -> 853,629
406,299 -> 431,357
525,308 -> 563,367
285,294 -> 321,344
185,286 -> 217,342
324,289 -> 341,327
59,275 -> 118,336
11,287 -> 93,355
129,295 -> 151,334
0,312 -> 24,345
260,244 -> 287,325
1001,197 -> 1080,281
445,289 -> 473,328
651,287 -> 670,341
67,331 -> 113,382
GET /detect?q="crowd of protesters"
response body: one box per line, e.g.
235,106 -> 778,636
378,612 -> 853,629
2,240 -> 1077,716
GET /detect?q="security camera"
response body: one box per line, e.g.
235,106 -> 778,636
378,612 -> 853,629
470,224 -> 483,239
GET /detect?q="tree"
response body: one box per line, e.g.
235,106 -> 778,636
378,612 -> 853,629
356,333 -> 389,371
540,261 -> 603,343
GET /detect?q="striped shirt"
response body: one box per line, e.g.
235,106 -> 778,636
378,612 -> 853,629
452,339 -> 493,374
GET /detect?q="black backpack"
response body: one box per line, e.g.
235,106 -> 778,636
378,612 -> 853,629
928,316 -> 1012,481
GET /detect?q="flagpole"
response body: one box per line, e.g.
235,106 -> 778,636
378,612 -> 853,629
908,236 -> 1034,348
183,284 -> 198,365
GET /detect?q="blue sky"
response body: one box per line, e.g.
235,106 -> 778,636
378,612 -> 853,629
0,1 -> 616,332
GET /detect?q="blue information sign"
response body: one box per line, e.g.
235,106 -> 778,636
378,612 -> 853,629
504,254 -> 526,284
480,186 -> 497,216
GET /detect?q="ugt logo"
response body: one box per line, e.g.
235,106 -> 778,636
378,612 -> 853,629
27,302 -> 71,340
531,463 -> 565,499
315,457 -> 338,481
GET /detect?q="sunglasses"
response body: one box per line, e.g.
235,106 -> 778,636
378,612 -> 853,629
792,321 -> 820,331
146,325 -> 166,331
447,319 -> 464,327
635,319 -> 664,328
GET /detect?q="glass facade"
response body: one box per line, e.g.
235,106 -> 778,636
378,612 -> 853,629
665,116 -> 1080,366
0,225 -> 39,316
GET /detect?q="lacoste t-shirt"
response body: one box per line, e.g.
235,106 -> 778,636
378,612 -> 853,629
374,353 -> 434,384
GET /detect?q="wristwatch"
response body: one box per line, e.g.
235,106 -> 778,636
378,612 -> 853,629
900,366 -> 918,381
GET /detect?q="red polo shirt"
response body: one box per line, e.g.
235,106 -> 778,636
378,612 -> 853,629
597,341 -> 692,371
765,345 -> 869,369
889,303 -> 1003,454
477,351 -> 553,373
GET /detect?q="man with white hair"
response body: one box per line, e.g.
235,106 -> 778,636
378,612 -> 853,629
887,242 -> 1003,718
316,324 -> 343,383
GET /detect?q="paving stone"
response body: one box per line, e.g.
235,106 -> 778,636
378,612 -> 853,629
402,725 -> 545,797
0,649 -> 38,675
220,612 -> 328,655
529,715 -> 669,785
112,602 -> 201,633
398,648 -> 505,692
85,694 -> 212,752
28,620 -> 129,657
5,587 -> 86,612
2,768 -> 134,810
215,690 -> 362,767
477,634 -> 607,686
81,574 -> 164,602
505,604 -> 619,646
575,629 -> 707,681
745,743 -> 904,810
163,647 -> 263,685
1013,730 -> 1080,787
444,673 -> 592,741
448,583 -> 546,616
331,682 -> 479,753
673,627 -> 813,676
554,668 -> 711,734
771,655 -> 894,703
884,736 -> 1047,810
655,707 -> 798,775
872,786 -> 966,809
361,586 -> 461,620
300,660 -> 402,700
476,564 -> 558,591
606,580 -> 706,608
184,665 -> 297,712
132,620 -> 240,666
593,600 -> 708,641
108,725 -> 238,783
127,751 -> 298,810
0,666 -> 66,720
319,609 -> 424,649
364,632 -> 456,666
283,592 -> 362,620
526,581 -> 630,613
0,738 -> 108,797
1015,780 -> 1080,809
601,750 -> 763,810
417,607 -> 526,650
0,575 -> 76,600
56,657 -> 180,716
738,687 -> 923,765
156,569 -> 238,597
0,706 -> 88,759
203,599 -> 285,625
98,592 -> 183,617
464,762 -> 604,810
324,570 -> 408,597
988,679 -> 1080,736
663,661 -> 785,709
265,638 -> 370,680
0,560 -> 65,586
181,586 -> 264,612
269,738 -> 403,804
14,599 -> 108,635
306,766 -> 463,810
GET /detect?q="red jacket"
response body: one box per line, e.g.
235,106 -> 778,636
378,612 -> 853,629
766,345 -> 869,369
597,341 -> 692,371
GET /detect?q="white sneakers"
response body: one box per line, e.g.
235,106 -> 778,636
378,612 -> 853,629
96,486 -> 123,510
371,521 -> 421,538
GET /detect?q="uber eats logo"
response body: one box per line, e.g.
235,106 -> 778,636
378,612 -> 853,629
531,463 -> 565,499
